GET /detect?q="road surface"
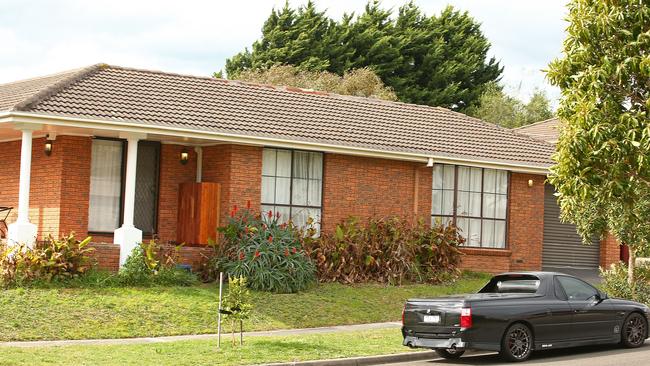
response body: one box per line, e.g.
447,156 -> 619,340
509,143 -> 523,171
385,342 -> 649,366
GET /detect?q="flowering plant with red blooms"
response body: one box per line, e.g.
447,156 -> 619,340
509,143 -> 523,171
217,206 -> 315,293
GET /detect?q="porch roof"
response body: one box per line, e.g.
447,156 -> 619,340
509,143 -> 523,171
0,64 -> 555,173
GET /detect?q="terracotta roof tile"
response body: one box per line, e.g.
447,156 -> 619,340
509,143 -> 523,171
1,64 -> 555,168
514,118 -> 560,143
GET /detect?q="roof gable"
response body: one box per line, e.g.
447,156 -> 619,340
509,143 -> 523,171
514,118 -> 560,143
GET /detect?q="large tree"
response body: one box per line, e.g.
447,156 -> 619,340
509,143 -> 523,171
466,83 -> 554,128
547,0 -> 650,284
224,1 -> 502,110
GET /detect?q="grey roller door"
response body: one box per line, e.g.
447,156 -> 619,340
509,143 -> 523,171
542,184 -> 600,269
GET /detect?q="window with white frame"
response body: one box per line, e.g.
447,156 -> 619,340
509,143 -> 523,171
432,164 -> 508,248
261,148 -> 323,232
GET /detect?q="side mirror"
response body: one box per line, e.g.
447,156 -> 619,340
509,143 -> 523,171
592,292 -> 606,304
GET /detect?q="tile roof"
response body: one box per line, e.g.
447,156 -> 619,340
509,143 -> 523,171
513,118 -> 560,143
0,68 -> 86,112
0,64 -> 555,169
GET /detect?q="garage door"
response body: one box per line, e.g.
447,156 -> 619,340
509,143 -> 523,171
542,184 -> 600,269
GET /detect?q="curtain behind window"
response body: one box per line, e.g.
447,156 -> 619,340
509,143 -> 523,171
432,164 -> 508,248
261,148 -> 323,234
88,140 -> 123,232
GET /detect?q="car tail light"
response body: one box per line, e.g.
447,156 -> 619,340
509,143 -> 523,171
460,308 -> 472,328
402,305 -> 406,325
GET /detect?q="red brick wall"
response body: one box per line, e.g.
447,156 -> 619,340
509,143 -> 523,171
202,144 -> 262,224
89,242 -> 120,270
600,233 -> 620,268
321,154 -> 432,231
88,242 -> 213,272
0,136 -> 93,240
0,140 -> 20,232
57,136 -> 92,238
157,144 -> 197,243
507,173 -> 545,271
1,136 -> 548,274
460,248 -> 512,273
201,145 -> 231,221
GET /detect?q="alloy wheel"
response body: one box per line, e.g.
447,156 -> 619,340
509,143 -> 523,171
507,326 -> 531,360
624,314 -> 647,347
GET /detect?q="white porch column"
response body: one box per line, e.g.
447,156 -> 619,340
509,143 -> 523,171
114,133 -> 146,266
7,123 -> 42,247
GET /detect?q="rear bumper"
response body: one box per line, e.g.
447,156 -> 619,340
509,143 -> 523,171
403,335 -> 466,350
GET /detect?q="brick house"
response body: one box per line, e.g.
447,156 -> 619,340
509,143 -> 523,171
0,64 -> 619,272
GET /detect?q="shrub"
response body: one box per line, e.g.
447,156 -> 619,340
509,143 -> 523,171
304,217 -> 464,285
217,207 -> 316,293
222,276 -> 253,345
0,234 -> 94,287
117,240 -> 198,287
600,262 -> 650,305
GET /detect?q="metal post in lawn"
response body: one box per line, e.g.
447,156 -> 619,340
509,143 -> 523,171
240,320 -> 243,345
217,272 -> 223,349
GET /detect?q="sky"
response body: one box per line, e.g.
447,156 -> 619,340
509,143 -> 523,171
0,0 -> 568,104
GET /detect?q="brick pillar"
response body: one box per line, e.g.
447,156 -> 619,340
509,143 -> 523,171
600,233 -> 621,268
508,173 -> 545,271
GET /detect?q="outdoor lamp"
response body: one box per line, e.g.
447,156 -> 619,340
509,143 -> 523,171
180,148 -> 189,165
528,179 -> 534,187
44,139 -> 53,156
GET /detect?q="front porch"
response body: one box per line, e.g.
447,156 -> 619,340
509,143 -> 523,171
0,121 -> 262,267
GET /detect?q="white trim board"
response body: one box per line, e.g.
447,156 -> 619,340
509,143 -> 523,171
0,112 -> 551,175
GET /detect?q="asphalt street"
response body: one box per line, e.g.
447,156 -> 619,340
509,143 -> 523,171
383,342 -> 649,366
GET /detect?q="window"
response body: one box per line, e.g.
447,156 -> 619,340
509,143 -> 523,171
432,164 -> 508,248
556,276 -> 599,301
88,139 -> 124,232
480,274 -> 540,294
261,148 -> 323,232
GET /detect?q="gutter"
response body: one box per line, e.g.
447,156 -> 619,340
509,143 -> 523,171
0,111 -> 550,175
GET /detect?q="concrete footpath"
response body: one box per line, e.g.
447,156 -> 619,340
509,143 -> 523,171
0,321 -> 402,348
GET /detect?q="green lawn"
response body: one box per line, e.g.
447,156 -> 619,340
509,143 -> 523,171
0,272 -> 490,341
0,328 -> 418,366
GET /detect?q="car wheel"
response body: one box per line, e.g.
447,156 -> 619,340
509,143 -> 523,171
435,348 -> 465,359
621,312 -> 647,348
500,323 -> 533,362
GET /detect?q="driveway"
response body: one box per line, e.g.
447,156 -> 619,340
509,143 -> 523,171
383,343 -> 648,366
542,266 -> 601,284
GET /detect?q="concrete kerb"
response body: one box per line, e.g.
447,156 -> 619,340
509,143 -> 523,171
263,351 -> 437,366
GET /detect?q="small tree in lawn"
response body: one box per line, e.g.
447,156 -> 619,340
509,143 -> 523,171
223,276 -> 253,345
546,0 -> 650,285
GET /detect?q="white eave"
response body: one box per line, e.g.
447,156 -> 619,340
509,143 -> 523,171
0,111 -> 551,175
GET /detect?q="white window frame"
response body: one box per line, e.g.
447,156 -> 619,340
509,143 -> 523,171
432,164 -> 509,249
261,148 -> 323,232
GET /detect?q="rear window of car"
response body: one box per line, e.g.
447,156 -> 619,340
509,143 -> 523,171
479,275 -> 541,294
